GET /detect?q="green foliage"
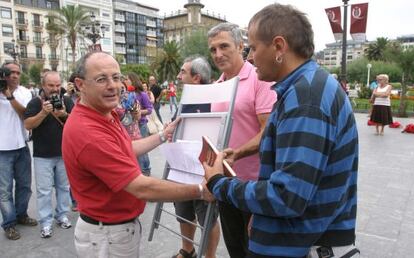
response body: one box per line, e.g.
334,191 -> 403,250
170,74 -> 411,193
120,64 -> 151,82
407,90 -> 414,97
364,37 -> 389,61
20,72 -> 29,86
345,58 -> 402,84
156,41 -> 182,82
358,85 -> 372,99
180,29 -> 220,79
28,64 -> 42,86
390,82 -> 402,90
47,5 -> 91,68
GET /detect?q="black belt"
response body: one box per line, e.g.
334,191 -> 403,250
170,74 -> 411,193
80,214 -> 135,226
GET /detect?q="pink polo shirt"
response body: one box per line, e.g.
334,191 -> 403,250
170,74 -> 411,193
212,61 -> 276,181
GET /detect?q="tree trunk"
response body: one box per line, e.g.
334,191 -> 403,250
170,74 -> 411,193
398,72 -> 408,117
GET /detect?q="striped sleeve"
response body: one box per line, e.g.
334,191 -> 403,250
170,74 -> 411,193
208,105 -> 335,218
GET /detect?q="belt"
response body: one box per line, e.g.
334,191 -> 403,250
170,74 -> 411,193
80,214 -> 135,226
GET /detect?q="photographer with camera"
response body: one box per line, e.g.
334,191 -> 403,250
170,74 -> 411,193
24,71 -> 74,238
0,61 -> 37,240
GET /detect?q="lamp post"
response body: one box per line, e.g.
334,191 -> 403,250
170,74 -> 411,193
340,0 -> 349,81
9,39 -> 19,61
366,63 -> 372,87
82,12 -> 106,51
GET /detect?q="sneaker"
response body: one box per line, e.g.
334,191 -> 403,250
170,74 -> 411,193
5,227 -> 21,240
40,226 -> 53,238
17,216 -> 38,226
56,217 -> 72,229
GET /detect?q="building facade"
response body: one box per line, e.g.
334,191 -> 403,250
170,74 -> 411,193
112,0 -> 162,65
0,0 -> 61,72
398,34 -> 414,50
163,0 -> 226,45
321,40 -> 370,69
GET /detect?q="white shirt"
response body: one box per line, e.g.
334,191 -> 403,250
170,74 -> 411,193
0,85 -> 32,150
374,84 -> 391,106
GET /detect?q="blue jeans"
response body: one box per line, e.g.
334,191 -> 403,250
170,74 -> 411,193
0,146 -> 32,229
138,123 -> 151,176
34,157 -> 71,227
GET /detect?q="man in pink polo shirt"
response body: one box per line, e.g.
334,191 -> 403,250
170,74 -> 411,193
208,22 -> 277,258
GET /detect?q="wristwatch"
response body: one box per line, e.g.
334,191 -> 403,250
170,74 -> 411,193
6,95 -> 15,101
158,131 -> 167,143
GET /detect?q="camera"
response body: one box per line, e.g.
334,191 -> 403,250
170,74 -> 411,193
48,94 -> 63,110
0,67 -> 11,92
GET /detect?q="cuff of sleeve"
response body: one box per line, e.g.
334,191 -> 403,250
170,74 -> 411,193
207,174 -> 225,192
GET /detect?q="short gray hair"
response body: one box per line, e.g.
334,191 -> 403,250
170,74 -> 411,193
183,55 -> 211,84
42,71 -> 60,85
207,22 -> 243,46
74,51 -> 113,79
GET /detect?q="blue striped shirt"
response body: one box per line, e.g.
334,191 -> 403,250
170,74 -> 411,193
207,60 -> 358,257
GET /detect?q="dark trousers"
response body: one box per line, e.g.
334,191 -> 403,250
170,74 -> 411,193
153,102 -> 163,124
219,201 -> 251,258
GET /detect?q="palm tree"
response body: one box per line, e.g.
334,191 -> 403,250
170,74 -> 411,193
365,37 -> 389,61
156,41 -> 182,82
47,5 -> 90,69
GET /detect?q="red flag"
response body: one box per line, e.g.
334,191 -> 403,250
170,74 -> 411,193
350,3 -> 368,41
325,7 -> 343,42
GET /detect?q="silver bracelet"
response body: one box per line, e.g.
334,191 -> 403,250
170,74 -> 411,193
197,184 -> 204,200
158,130 -> 166,143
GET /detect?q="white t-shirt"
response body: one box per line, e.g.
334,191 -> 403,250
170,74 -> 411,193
0,85 -> 32,150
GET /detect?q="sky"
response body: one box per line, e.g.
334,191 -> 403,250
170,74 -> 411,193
137,0 -> 414,51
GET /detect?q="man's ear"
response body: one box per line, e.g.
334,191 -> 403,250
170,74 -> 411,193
74,78 -> 83,92
193,74 -> 202,84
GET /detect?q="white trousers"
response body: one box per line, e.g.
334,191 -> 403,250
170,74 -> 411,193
74,216 -> 141,258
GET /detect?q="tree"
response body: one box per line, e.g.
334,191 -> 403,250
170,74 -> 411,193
365,37 -> 389,61
387,48 -> 414,117
120,64 -> 151,82
47,5 -> 90,69
28,64 -> 42,86
180,29 -> 220,79
20,72 -> 29,86
155,41 -> 182,82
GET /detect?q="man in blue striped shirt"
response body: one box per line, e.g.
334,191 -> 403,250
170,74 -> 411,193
203,4 -> 358,258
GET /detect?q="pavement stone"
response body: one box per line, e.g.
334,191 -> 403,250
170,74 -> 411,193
1,105 -> 413,258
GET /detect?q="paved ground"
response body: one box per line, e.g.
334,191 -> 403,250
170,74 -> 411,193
1,105 -> 414,258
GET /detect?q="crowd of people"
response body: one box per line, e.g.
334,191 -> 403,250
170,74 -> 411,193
0,3 -> 364,258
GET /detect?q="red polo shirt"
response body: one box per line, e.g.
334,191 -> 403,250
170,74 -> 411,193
62,103 -> 145,223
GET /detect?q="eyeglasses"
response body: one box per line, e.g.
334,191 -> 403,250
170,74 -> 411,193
84,74 -> 122,86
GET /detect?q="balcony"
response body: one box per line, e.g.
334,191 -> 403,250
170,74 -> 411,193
17,36 -> 30,44
32,21 -> 43,31
33,37 -> 44,45
115,47 -> 126,54
146,30 -> 156,37
49,54 -> 60,64
114,25 -> 125,32
115,36 -> 126,43
146,20 -> 156,28
115,14 -> 125,22
47,38 -> 59,47
15,18 -> 28,30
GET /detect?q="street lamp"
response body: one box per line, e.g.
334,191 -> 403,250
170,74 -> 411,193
366,63 -> 372,87
9,39 -> 19,61
81,12 -> 107,50
340,0 -> 349,81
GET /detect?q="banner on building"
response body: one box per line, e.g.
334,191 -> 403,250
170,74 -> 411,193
325,6 -> 343,42
350,3 -> 369,42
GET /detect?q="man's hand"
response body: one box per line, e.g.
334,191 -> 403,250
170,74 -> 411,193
202,152 -> 225,182
201,182 -> 215,202
223,148 -> 238,166
163,117 -> 181,142
42,101 -> 53,115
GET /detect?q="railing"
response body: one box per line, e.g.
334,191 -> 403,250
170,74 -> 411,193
146,30 -> 156,37
33,38 -> 44,44
17,36 -> 30,43
32,21 -> 43,28
115,14 -> 125,21
49,54 -> 60,60
15,18 -> 28,26
114,25 -> 125,32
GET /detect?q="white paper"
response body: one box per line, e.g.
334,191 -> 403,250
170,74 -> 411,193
160,140 -> 205,184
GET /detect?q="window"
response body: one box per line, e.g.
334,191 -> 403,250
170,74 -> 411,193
1,7 -> 11,19
2,24 -> 13,37
16,11 -> 25,23
3,42 -> 13,53
35,46 -> 42,58
33,13 -> 40,26
34,31 -> 41,42
20,45 -> 27,57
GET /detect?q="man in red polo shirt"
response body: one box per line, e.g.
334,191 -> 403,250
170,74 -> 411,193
62,51 -> 210,258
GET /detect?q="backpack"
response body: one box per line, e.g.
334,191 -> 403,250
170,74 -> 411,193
402,124 -> 414,134
389,121 -> 401,128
